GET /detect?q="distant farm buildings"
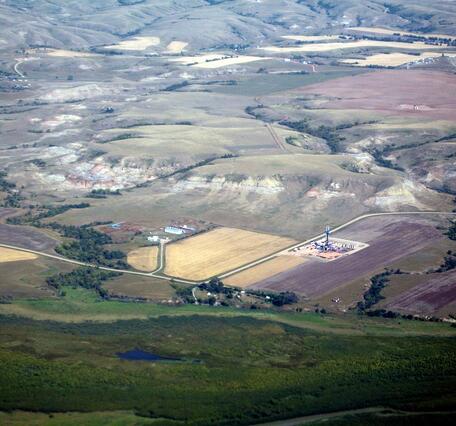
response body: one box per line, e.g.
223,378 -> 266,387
165,226 -> 188,235
164,224 -> 197,235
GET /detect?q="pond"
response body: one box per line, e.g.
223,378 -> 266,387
116,349 -> 181,362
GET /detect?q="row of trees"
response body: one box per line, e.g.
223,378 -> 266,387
6,203 -> 90,226
46,267 -> 121,298
0,171 -> 23,208
51,223 -> 128,269
7,202 -> 128,269
175,278 -> 299,308
356,269 -> 402,312
279,119 -> 345,153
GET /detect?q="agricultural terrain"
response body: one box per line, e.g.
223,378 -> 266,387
1,0 -> 456,425
164,227 -> 296,281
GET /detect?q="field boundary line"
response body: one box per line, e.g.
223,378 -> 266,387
266,123 -> 288,152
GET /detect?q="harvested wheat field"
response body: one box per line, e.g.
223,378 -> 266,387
165,227 -> 297,281
224,255 -> 306,288
165,41 -> 188,53
104,36 -> 160,51
195,55 -> 269,68
0,247 -> 37,263
261,39 -> 446,53
171,54 -> 270,68
127,247 -> 158,272
341,52 -> 447,67
170,53 -> 227,65
46,49 -> 99,58
347,27 -> 456,40
282,35 -> 341,42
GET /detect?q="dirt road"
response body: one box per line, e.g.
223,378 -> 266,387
1,211 -> 455,285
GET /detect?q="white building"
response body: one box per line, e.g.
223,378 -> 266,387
165,226 -> 187,235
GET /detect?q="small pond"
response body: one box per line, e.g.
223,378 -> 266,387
116,349 -> 181,362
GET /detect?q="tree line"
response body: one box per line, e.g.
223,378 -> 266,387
46,267 -> 121,299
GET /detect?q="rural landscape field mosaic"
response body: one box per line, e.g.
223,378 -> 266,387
1,0 -> 456,425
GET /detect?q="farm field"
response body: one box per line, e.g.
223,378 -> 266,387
170,54 -> 270,68
0,224 -> 58,253
127,246 -> 158,272
0,247 -> 37,263
193,55 -> 271,69
251,217 -> 443,297
165,41 -> 188,53
1,1 -> 456,424
169,53 -> 227,65
224,255 -> 306,288
383,270 -> 456,316
0,256 -> 73,299
314,234 -> 456,312
261,39 -> 448,53
388,237 -> 456,272
104,274 -> 175,302
347,26 -> 456,40
341,52 -> 449,67
282,35 -> 341,42
164,227 -> 297,281
294,70 -> 456,120
104,36 -> 160,50
45,49 -> 100,58
213,68 -> 368,96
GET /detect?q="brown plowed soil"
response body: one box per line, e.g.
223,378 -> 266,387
385,270 -> 456,315
0,224 -> 58,253
250,220 -> 442,297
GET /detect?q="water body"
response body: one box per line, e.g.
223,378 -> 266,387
116,349 -> 181,362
